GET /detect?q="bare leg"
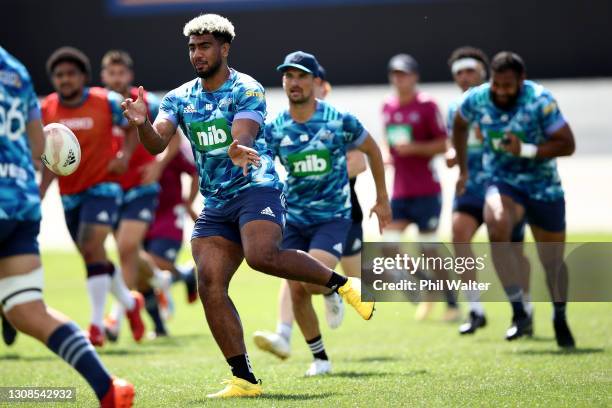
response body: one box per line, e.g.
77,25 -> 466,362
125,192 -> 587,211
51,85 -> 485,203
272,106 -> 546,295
289,249 -> 339,340
277,280 -> 294,326
191,236 -> 245,358
240,221 -> 336,286
116,220 -> 150,288
340,253 -> 361,278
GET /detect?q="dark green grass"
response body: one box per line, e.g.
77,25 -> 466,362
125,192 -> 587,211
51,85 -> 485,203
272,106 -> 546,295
0,235 -> 611,407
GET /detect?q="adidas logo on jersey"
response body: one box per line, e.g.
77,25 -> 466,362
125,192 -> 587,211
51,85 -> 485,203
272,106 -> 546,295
280,135 -> 293,147
333,242 -> 343,254
97,211 -> 110,222
482,114 -> 493,125
183,104 -> 197,114
260,207 -> 275,217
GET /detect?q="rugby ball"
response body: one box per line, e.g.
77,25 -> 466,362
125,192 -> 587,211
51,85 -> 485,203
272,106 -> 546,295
41,123 -> 81,176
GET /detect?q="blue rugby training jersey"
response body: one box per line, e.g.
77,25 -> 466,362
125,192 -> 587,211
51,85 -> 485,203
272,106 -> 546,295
447,98 -> 487,200
459,80 -> 567,201
265,100 -> 368,225
158,69 -> 281,208
0,47 -> 42,221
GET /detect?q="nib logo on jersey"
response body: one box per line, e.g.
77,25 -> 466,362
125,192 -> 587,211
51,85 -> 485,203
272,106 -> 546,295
189,119 -> 233,153
286,150 -> 332,177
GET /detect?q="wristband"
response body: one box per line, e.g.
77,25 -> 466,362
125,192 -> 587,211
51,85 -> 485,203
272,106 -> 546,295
520,143 -> 538,158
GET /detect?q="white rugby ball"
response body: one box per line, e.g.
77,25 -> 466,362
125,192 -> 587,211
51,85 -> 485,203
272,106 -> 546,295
41,123 -> 81,176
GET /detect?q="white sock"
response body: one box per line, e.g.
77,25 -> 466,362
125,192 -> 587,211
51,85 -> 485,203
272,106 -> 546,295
110,266 -> 135,311
464,289 -> 485,315
110,301 -> 125,327
276,322 -> 292,342
86,275 -> 111,328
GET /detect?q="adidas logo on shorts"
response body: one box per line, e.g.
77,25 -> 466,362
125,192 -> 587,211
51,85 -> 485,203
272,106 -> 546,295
260,207 -> 275,217
97,211 -> 110,222
333,242 -> 343,254
139,209 -> 152,220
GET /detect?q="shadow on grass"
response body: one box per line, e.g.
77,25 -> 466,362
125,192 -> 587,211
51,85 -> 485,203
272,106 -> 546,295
523,335 -> 556,342
512,347 -> 605,356
0,353 -> 56,362
258,392 -> 337,400
164,333 -> 207,342
96,348 -> 149,356
352,355 -> 396,363
326,369 -> 427,379
188,392 -> 337,404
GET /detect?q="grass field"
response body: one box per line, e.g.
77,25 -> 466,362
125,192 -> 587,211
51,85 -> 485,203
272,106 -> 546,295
1,235 -> 611,407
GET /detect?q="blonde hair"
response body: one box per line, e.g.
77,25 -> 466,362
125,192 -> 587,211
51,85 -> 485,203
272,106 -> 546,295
183,14 -> 235,43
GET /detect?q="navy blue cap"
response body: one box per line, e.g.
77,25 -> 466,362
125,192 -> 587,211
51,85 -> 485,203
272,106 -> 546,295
277,51 -> 320,76
388,53 -> 419,74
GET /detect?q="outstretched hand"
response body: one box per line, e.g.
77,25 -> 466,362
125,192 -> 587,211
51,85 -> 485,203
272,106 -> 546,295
121,86 -> 148,127
227,140 -> 261,176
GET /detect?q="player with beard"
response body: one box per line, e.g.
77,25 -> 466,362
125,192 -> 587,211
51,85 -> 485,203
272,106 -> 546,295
0,45 -> 134,407
121,14 -> 386,397
252,62 -> 368,361
445,47 -> 531,335
40,47 -> 145,347
453,51 -> 576,347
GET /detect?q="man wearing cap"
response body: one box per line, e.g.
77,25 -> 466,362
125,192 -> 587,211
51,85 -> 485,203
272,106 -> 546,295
40,46 -> 146,347
261,51 -> 391,376
122,14 -> 380,397
382,54 -> 460,321
252,61 -> 369,363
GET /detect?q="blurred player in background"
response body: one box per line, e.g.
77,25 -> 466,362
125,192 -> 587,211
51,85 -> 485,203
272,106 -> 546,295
453,51 -> 576,347
252,62 -> 368,362
39,47 -> 145,347
0,46 -> 134,407
138,141 -> 200,337
121,14 -> 380,398
382,54 -> 459,321
263,52 -> 389,376
320,63 -> 368,282
446,46 -> 531,335
100,49 -> 182,342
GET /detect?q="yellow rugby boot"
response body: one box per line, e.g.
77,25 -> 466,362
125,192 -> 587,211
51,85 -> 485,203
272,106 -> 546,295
206,376 -> 262,398
337,277 -> 375,320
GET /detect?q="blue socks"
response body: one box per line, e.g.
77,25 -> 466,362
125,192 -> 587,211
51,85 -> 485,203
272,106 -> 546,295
46,322 -> 112,400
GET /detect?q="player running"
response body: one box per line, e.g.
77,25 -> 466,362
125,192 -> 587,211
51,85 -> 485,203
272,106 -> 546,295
382,54 -> 459,321
452,51 -> 576,347
40,47 -> 145,347
445,46 -> 531,335
0,46 -> 134,407
100,49 -> 183,341
252,62 -> 369,362
139,141 -> 200,337
121,14 -> 388,398
266,52 -> 389,376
